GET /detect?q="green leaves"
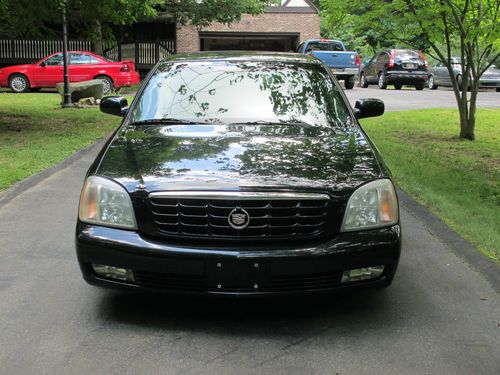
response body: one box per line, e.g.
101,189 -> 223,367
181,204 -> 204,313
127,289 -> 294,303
0,0 -> 274,41
165,0 -> 274,27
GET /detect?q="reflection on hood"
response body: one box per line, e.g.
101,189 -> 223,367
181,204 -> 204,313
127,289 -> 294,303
97,123 -> 382,194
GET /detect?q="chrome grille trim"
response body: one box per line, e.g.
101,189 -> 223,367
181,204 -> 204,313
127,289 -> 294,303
148,191 -> 332,240
149,191 -> 330,201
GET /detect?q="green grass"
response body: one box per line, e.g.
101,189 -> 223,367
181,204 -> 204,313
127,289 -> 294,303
361,108 -> 500,262
0,93 -> 123,191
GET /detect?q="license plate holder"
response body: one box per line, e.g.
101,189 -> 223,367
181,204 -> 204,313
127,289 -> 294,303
404,63 -> 416,69
206,260 -> 269,290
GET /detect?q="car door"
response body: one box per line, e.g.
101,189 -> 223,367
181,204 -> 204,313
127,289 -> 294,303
377,51 -> 390,77
365,55 -> 379,82
362,56 -> 375,81
433,62 -> 447,85
69,52 -> 93,82
368,52 -> 385,82
38,53 -> 64,87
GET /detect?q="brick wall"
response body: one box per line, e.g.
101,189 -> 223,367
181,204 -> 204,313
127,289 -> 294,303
176,13 -> 320,53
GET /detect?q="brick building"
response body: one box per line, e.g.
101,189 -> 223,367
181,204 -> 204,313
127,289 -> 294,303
176,0 -> 320,53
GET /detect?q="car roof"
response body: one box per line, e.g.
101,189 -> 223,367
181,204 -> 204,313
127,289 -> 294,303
160,51 -> 320,65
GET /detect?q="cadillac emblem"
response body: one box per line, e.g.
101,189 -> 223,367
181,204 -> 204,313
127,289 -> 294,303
228,208 -> 250,230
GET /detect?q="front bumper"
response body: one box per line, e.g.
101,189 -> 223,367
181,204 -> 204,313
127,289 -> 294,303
76,222 -> 402,296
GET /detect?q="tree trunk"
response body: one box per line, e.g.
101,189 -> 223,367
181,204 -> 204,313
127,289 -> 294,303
461,81 -> 479,140
93,21 -> 103,55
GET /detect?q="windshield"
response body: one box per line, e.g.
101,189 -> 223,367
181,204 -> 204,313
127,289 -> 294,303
130,61 -> 351,127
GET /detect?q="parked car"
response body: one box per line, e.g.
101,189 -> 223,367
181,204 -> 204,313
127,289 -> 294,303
75,51 -> 401,296
0,51 -> 140,94
360,49 -> 428,90
298,39 -> 360,89
428,58 -> 500,91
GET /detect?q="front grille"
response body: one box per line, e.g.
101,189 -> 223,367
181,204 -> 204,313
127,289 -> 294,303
149,192 -> 330,240
133,270 -> 343,293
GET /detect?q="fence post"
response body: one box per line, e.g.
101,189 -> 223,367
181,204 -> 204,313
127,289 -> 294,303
135,41 -> 139,66
155,38 -> 160,63
10,39 -> 15,60
118,42 -> 122,62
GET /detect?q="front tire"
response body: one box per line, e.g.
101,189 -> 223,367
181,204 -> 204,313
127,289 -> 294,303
95,75 -> 113,95
496,88 -> 500,92
344,77 -> 355,90
428,75 -> 438,90
378,72 -> 387,89
360,73 -> 368,88
9,74 -> 30,93
415,83 -> 425,90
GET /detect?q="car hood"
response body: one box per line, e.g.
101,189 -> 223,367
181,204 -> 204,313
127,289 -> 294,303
96,123 -> 383,194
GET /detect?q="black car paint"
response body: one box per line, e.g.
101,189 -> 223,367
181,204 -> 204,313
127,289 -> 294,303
76,52 -> 401,296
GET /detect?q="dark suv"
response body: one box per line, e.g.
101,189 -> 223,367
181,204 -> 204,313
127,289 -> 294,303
360,49 -> 428,90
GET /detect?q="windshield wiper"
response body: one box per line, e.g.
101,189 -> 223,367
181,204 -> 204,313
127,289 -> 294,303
129,118 -> 215,126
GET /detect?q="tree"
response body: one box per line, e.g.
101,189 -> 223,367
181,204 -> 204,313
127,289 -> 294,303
322,0 -> 500,140
0,0 -> 275,50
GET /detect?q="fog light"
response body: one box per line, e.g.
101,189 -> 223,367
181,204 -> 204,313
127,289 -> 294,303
92,264 -> 135,282
341,266 -> 384,283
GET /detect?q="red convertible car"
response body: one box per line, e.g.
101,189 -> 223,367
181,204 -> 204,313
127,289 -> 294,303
0,51 -> 140,94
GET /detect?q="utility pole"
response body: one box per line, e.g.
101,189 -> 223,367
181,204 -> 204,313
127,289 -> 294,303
61,1 -> 73,108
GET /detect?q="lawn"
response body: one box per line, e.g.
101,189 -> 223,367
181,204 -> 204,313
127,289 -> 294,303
0,93 -> 123,191
361,108 -> 500,262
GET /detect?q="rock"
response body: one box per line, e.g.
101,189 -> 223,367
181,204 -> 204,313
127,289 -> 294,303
56,79 -> 104,104
77,97 -> 96,106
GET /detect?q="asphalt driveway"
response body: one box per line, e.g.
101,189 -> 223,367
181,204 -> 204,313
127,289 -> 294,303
0,146 -> 498,375
344,87 -> 500,111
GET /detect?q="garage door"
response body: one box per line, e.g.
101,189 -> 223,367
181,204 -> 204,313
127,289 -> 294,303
200,32 -> 299,52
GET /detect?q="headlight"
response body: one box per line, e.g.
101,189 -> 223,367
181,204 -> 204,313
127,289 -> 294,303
78,176 -> 137,229
341,179 -> 398,232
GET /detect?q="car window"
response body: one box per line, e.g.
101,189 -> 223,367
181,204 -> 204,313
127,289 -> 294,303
395,50 -> 419,59
89,56 -> 100,64
44,54 -> 63,66
297,43 -> 304,53
377,52 -> 388,63
131,61 -> 352,127
306,41 -> 344,52
70,53 -> 91,65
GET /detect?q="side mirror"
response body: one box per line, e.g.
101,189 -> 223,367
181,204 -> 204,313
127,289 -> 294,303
40,61 -> 46,67
100,96 -> 128,117
354,98 -> 385,119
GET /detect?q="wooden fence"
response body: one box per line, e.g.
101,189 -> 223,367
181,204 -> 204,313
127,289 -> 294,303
104,39 -> 176,69
0,39 -> 176,70
0,40 -> 92,62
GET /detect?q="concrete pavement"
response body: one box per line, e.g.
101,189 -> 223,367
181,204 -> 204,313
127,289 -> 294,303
0,145 -> 499,374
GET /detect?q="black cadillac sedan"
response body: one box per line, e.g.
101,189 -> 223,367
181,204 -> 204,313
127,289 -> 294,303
76,52 -> 401,296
